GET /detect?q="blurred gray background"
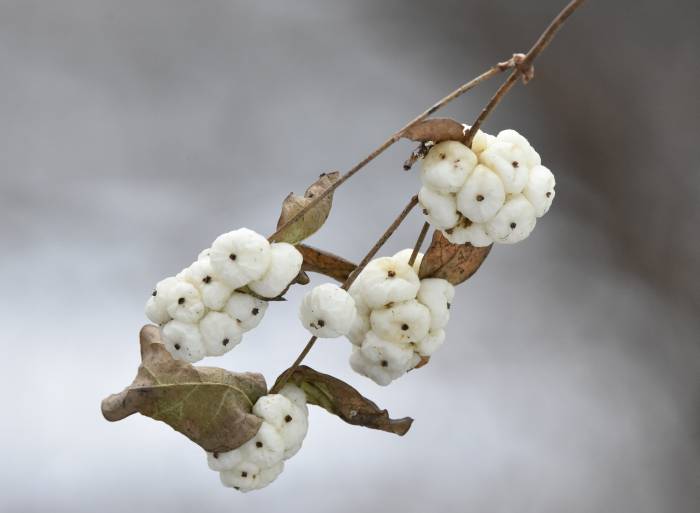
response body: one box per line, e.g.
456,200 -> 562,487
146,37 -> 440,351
1,1 -> 698,512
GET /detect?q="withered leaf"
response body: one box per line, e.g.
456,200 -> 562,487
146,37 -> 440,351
101,325 -> 268,453
273,365 -> 413,436
273,172 -> 341,244
418,230 -> 492,285
297,244 -> 357,283
402,118 -> 467,144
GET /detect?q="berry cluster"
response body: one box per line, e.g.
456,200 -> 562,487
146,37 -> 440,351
207,384 -> 309,493
145,228 -> 303,362
418,128 -> 555,246
346,249 -> 454,385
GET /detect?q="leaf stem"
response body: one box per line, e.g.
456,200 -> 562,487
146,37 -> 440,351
464,0 -> 586,146
272,195 -> 419,393
408,222 -> 430,267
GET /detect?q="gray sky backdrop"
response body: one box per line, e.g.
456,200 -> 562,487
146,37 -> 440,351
1,1 -> 698,512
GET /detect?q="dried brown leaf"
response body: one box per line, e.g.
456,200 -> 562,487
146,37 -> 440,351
418,230 -> 492,285
273,172 -> 341,244
273,365 -> 413,436
101,325 -> 268,453
297,244 -> 357,283
402,118 -> 467,143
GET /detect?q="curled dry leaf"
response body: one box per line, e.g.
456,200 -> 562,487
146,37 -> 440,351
401,118 -> 467,144
414,355 -> 431,369
273,172 -> 342,244
101,325 -> 268,453
418,230 -> 492,285
272,365 -> 413,436
297,244 -> 357,283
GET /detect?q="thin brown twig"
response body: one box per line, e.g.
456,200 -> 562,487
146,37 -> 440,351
464,0 -> 586,146
408,222 -> 430,267
268,66 -> 503,242
272,195 -> 420,392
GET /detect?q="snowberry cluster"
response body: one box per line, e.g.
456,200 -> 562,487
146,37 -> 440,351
207,384 -> 309,493
145,228 -> 303,363
418,128 -> 556,246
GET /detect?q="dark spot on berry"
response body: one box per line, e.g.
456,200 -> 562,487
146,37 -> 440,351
152,290 -> 157,297
317,319 -> 325,327
320,172 -> 326,177
203,276 -> 211,284
546,192 -> 552,198
510,222 -> 517,229
512,161 -> 519,168
241,471 -> 248,477
445,228 -> 454,235
234,487 -> 240,490
476,194 -> 484,202
178,297 -> 185,305
387,270 -> 396,278
440,153 -> 446,159
252,308 -> 259,315
213,452 -> 219,459
381,360 -> 389,367
174,343 -> 181,350
401,324 -> 409,331
256,441 -> 263,448
447,302 -> 451,309
454,159 -> 460,163
308,193 -> 314,198
285,415 -> 293,423
422,208 -> 429,215
222,338 -> 230,346
229,253 -> 237,261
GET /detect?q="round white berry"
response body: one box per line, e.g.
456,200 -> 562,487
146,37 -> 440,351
416,278 -> 455,331
252,395 -> 308,459
418,186 -> 460,230
165,280 -> 206,323
224,292 -> 267,332
392,249 -> 423,273
456,164 -> 506,223
415,329 -> 445,357
299,283 -> 357,338
497,129 -> 541,167
248,242 -> 303,298
145,276 -> 179,325
207,447 -> 243,472
350,332 -> 415,386
160,320 -> 206,363
420,141 -> 477,193
443,218 -> 493,247
369,300 -> 431,346
356,257 -> 420,309
199,311 -> 243,356
523,165 -> 555,217
485,194 -> 537,244
178,258 -> 234,311
209,228 -> 271,289
239,421 -> 285,468
219,461 -> 262,492
479,141 -> 531,194
469,127 -> 496,155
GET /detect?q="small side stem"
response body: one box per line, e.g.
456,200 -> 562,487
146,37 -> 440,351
408,222 -> 430,267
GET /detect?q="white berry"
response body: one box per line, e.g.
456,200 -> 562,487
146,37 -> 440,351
224,292 -> 268,332
178,257 -> 234,311
444,218 -> 493,247
248,242 -> 303,298
209,228 -> 271,289
355,257 -> 420,309
523,164 -> 556,217
369,300 -> 431,346
456,164 -> 506,223
421,141 -> 477,194
166,280 -> 206,323
485,194 -> 537,244
199,311 -> 243,356
415,329 -> 445,357
299,283 -> 357,338
239,421 -> 285,468
160,320 -> 206,363
392,249 -> 423,273
418,186 -> 460,230
145,276 -> 179,325
416,278 -> 455,331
